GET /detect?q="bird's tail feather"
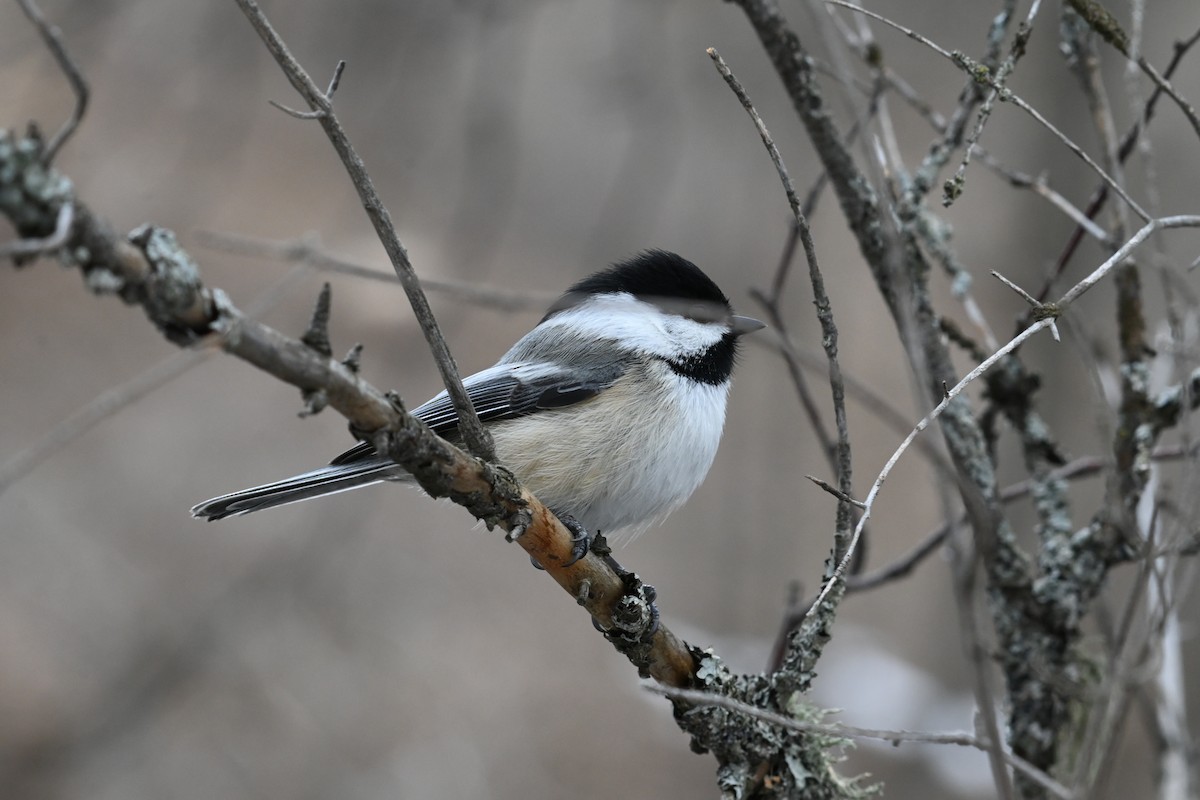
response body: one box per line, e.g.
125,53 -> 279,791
191,459 -> 399,521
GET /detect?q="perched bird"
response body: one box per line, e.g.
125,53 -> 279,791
192,250 -> 763,544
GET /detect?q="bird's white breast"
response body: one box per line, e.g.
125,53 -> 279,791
487,360 -> 730,541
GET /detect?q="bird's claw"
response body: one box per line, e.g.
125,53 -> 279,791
557,512 -> 590,566
528,511 -> 591,570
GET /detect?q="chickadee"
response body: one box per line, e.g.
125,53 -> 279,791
191,250 -> 764,542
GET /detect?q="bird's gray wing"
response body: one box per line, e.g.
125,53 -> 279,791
192,359 -> 626,519
329,361 -> 624,466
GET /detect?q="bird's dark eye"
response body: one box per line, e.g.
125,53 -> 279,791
692,304 -> 728,324
647,296 -> 729,324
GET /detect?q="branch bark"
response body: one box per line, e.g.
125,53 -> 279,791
0,127 -> 698,689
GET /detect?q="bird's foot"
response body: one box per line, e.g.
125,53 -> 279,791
528,512 -> 591,570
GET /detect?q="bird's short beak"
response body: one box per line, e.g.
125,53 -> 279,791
730,315 -> 767,336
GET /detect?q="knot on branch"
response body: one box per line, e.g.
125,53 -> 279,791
0,126 -> 74,250
341,343 -> 363,373
670,655 -> 866,799
298,282 -> 334,416
469,462 -> 526,532
301,282 -> 333,357
366,407 -> 524,532
127,224 -> 210,344
602,570 -> 661,675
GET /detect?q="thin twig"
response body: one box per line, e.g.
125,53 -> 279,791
709,47 -> 858,670
1065,0 -> 1200,142
713,48 -> 842,487
196,230 -> 556,312
0,201 -> 73,259
767,220 -> 802,309
0,264 -> 312,497
944,0 -> 1042,206
269,59 -> 345,119
805,476 -> 865,508
993,57 -> 1149,223
752,291 -> 839,469
1057,217 -> 1200,309
812,217 -> 1200,613
1050,26 -> 1200,288
747,336 -> 957,478
824,0 -> 953,59
992,270 -> 1041,309
15,0 -> 88,163
707,49 -> 804,229
707,46 -> 852,509
950,533 -> 1016,800
232,0 -> 495,462
827,0 -> 1153,222
845,448 -> 1178,593
844,521 -> 951,592
268,99 -> 326,120
803,316 -> 1058,619
1133,55 -> 1200,143
978,159 -> 1112,244
651,686 -> 1073,799
872,64 -> 1113,244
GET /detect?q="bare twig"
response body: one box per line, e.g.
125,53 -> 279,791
708,47 -> 858,677
828,0 -> 1153,222
944,0 -> 1042,206
824,0 -> 953,59
232,0 -> 495,462
980,159 -> 1112,243
992,269 -> 1041,309
870,62 -> 1113,244
0,201 -> 73,260
270,59 -> 345,118
0,344 -> 216,496
1058,217 -> 1200,308
1132,54 -> 1200,141
803,316 -> 1058,618
844,521 -> 951,592
711,47 -> 842,483
0,134 -> 698,691
15,0 -> 88,163
805,475 -> 865,508
845,446 -> 1191,593
196,230 -> 556,312
652,686 -> 1073,799
0,264 -> 312,497
748,335 -> 957,478
1050,25 -> 1200,288
1064,0 -> 1200,142
708,49 -> 803,226
752,291 -> 840,468
799,216 -> 1200,619
950,534 -> 1016,800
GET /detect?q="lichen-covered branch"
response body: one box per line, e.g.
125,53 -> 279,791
0,126 -> 696,690
729,1 -> 1200,795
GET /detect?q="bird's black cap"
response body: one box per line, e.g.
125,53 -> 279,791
566,250 -> 732,309
544,250 -> 735,324
541,250 -> 760,386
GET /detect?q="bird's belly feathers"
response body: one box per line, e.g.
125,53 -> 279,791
488,368 -> 730,540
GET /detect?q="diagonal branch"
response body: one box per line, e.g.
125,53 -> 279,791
232,0 -> 495,462
0,131 -> 698,690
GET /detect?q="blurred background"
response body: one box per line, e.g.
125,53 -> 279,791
2,1 -> 1198,797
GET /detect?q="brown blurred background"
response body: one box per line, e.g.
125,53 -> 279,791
2,1 -> 1198,798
